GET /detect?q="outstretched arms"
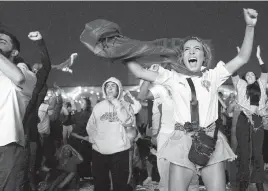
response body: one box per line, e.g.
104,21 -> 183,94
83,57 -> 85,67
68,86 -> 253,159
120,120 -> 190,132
127,61 -> 159,82
224,8 -> 258,75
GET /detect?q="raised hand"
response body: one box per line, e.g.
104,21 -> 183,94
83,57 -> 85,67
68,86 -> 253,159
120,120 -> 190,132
28,31 -> 42,41
123,91 -> 134,104
148,64 -> 159,72
53,82 -> 60,89
53,83 -> 63,95
243,8 -> 258,27
256,45 -> 261,59
106,93 -> 115,102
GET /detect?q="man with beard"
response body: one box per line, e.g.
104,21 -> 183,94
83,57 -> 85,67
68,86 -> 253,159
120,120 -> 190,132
0,30 -> 36,191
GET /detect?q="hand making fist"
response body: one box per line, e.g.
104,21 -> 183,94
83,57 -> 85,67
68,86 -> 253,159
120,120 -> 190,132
123,91 -> 134,104
148,64 -> 159,72
28,31 -> 42,41
243,8 -> 258,27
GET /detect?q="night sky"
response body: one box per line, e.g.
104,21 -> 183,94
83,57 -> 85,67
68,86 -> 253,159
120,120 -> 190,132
0,1 -> 267,87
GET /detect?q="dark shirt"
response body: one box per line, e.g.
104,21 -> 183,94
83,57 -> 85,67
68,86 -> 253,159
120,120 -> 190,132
58,156 -> 80,173
136,136 -> 151,159
61,112 -> 74,126
49,96 -> 64,141
23,39 -> 52,144
216,101 -> 223,126
71,110 -> 91,137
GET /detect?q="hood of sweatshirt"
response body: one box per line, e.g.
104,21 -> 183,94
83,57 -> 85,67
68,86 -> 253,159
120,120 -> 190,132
102,77 -> 123,100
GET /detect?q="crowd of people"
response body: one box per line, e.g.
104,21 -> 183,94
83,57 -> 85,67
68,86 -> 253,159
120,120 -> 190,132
0,6 -> 268,191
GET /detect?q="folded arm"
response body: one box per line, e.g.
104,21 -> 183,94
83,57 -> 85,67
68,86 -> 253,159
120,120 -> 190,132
86,112 -> 97,144
0,54 -> 25,86
124,91 -> 142,114
111,99 -> 134,126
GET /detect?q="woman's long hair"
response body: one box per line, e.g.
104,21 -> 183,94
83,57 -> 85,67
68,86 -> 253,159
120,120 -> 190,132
82,97 -> 92,113
56,144 -> 74,160
242,73 -> 261,106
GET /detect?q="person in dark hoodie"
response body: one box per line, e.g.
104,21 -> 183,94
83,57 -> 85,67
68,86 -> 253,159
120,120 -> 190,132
86,77 -> 141,191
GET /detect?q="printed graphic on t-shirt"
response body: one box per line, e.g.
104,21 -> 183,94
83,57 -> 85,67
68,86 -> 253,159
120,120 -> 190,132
100,112 -> 119,122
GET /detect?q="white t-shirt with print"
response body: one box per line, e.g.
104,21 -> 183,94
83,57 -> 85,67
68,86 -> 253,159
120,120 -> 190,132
150,84 -> 175,134
0,63 -> 36,146
154,61 -> 231,127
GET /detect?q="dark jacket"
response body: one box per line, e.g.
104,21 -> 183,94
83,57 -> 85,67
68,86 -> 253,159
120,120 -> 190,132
23,38 -> 52,144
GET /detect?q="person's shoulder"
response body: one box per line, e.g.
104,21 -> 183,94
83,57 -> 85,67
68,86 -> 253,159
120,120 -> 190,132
17,62 -> 29,70
151,84 -> 165,90
150,84 -> 163,93
152,86 -> 170,101
17,62 -> 36,81
157,65 -> 172,74
237,78 -> 247,87
15,63 -> 36,94
207,61 -> 226,72
204,60 -> 231,82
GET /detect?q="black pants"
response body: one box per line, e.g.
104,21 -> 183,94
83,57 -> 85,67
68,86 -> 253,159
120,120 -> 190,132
263,129 -> 268,163
92,149 -> 129,191
68,136 -> 92,178
236,113 -> 264,183
42,135 -> 58,169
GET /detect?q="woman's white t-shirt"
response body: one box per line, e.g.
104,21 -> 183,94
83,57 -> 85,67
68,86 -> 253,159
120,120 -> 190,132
154,61 -> 231,127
